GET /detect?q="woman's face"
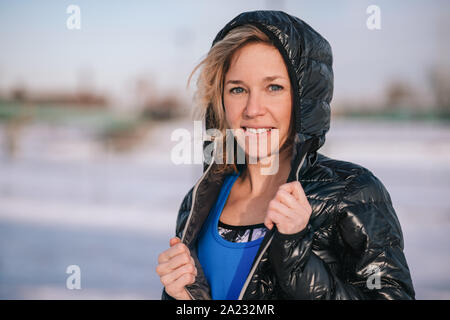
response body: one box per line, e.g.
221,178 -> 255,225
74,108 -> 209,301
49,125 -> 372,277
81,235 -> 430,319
224,42 -> 292,161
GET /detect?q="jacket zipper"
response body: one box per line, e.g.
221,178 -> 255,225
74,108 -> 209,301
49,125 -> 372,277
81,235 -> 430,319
183,139 -> 307,300
181,139 -> 217,244
237,234 -> 274,300
181,139 -> 217,300
237,149 -> 308,300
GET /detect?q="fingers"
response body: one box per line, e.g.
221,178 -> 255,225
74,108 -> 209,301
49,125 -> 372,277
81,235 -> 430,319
264,182 -> 312,235
264,214 -> 274,230
269,198 -> 293,219
158,240 -> 188,264
157,252 -> 194,277
170,237 -> 181,247
264,196 -> 297,231
166,273 -> 196,298
264,199 -> 287,230
264,210 -> 277,230
279,181 -> 308,205
160,260 -> 197,286
275,189 -> 311,217
157,237 -> 197,300
275,189 -> 299,209
264,207 -> 289,230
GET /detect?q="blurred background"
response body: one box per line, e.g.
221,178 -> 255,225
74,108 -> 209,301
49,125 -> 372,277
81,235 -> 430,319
0,0 -> 449,299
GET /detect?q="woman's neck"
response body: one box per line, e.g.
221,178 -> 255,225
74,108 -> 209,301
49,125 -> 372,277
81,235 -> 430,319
239,148 -> 292,197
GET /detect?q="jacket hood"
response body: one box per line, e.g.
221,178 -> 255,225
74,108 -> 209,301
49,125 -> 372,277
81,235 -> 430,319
204,10 -> 333,176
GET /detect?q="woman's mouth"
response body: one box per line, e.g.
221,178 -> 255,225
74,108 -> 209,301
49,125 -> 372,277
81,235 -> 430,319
242,127 -> 274,135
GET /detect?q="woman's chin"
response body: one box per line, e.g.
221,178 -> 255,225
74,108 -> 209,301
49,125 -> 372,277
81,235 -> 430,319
243,148 -> 280,164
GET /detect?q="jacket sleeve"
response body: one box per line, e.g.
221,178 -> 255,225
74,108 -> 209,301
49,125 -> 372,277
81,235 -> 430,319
161,288 -> 176,300
160,187 -> 194,300
269,171 -> 415,300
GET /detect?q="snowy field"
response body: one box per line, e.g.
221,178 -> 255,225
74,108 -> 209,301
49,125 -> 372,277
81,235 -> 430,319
0,117 -> 449,299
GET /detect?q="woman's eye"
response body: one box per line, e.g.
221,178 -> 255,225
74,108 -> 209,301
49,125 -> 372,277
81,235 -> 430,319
230,87 -> 245,94
268,84 -> 283,92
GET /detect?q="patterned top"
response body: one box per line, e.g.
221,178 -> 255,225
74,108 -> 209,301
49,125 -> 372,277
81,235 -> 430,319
218,220 -> 268,243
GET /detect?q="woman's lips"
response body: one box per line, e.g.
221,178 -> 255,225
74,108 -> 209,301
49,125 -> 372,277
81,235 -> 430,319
241,127 -> 274,135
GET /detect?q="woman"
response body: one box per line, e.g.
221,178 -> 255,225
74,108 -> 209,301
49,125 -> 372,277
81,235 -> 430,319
156,10 -> 415,300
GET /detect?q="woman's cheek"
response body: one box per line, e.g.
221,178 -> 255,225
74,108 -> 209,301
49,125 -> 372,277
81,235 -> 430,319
224,102 -> 243,128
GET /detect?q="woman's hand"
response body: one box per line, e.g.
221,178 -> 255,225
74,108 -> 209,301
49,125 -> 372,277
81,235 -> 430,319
156,237 -> 197,300
264,181 -> 312,235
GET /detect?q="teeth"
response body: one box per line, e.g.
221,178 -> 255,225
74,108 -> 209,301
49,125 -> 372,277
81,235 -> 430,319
245,127 -> 271,134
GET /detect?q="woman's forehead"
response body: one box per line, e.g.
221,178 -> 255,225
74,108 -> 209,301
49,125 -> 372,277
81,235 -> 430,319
225,43 -> 289,82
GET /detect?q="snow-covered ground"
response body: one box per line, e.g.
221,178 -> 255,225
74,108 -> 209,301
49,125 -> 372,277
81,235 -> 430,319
0,117 -> 449,299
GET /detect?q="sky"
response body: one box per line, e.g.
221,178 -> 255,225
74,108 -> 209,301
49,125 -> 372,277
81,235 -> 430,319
0,0 -> 448,108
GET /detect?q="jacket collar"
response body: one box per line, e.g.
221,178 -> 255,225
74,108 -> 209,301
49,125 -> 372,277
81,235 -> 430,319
182,136 -> 316,248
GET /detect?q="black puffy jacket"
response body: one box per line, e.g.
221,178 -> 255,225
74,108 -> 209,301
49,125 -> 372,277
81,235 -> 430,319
161,10 -> 415,300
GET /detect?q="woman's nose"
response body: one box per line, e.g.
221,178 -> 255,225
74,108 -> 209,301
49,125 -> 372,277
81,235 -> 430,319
244,92 -> 265,118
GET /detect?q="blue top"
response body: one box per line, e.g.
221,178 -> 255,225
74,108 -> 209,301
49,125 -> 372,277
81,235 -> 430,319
196,171 -> 264,300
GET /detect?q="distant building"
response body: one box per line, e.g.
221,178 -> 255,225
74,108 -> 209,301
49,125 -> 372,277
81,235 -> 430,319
6,87 -> 108,109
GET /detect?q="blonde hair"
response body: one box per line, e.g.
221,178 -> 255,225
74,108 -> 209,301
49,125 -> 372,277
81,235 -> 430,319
188,24 -> 295,176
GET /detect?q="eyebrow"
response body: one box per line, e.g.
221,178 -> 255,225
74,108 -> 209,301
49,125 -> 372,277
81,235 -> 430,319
225,76 -> 285,85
